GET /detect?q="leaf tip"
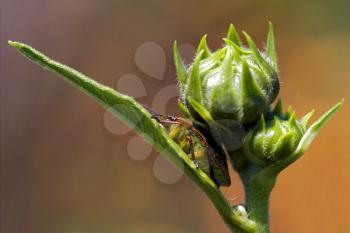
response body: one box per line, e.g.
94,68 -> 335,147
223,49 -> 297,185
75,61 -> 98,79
294,99 -> 344,156
8,40 -> 20,48
268,21 -> 274,31
173,40 -> 179,54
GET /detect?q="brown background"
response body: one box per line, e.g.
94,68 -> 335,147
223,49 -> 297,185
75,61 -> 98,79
1,1 -> 350,233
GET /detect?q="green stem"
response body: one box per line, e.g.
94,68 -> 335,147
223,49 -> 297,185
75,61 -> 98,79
239,165 -> 277,233
244,183 -> 270,233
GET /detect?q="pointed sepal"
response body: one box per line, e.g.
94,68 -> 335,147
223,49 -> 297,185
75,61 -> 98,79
256,114 -> 266,133
266,22 -> 278,71
273,98 -> 283,116
197,34 -> 210,58
187,97 -> 214,123
173,41 -> 188,88
300,109 -> 315,131
243,31 -> 275,75
294,99 -> 344,156
177,99 -> 191,118
241,60 -> 266,123
226,24 -> 242,46
223,38 -> 251,55
285,106 -> 294,119
186,50 -> 204,102
221,48 -> 234,84
271,132 -> 294,160
209,49 -> 240,120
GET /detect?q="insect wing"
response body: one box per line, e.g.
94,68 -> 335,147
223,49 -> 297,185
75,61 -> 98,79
206,146 -> 231,187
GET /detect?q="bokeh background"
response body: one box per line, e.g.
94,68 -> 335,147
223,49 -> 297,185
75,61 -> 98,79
1,1 -> 350,233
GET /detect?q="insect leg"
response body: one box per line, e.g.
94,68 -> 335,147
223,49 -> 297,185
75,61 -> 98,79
186,136 -> 200,169
150,114 -> 183,126
149,112 -> 165,123
143,104 -> 171,123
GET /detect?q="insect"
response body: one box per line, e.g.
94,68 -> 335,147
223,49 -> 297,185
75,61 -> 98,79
144,105 -> 231,187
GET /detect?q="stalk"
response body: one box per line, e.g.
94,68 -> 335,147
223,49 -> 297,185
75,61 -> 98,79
239,164 -> 277,233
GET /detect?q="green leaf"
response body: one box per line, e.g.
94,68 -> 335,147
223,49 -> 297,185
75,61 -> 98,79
8,41 -> 188,167
8,41 -> 258,233
266,22 -> 278,71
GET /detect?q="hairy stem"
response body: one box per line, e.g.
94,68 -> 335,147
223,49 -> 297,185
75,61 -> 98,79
239,165 -> 277,233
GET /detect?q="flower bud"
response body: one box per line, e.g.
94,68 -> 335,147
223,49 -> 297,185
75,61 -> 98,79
174,23 -> 279,125
243,99 -> 344,164
244,107 -> 304,162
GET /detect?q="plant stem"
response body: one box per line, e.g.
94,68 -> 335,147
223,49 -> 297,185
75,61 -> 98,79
244,182 -> 270,233
239,165 -> 277,233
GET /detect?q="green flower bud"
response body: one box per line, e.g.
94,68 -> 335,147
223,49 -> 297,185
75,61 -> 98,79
243,99 -> 344,165
244,109 -> 303,162
174,23 -> 279,125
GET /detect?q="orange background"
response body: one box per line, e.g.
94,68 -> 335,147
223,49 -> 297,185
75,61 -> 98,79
1,1 -> 350,233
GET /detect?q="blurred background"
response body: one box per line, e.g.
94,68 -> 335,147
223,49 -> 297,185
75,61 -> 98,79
1,0 -> 350,233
